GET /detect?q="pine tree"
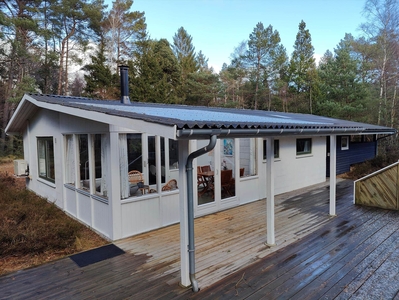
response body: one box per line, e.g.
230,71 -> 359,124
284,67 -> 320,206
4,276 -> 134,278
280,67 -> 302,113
131,39 -> 181,103
82,37 -> 118,99
49,0 -> 106,95
317,34 -> 369,121
244,22 -> 288,110
172,27 -> 198,76
288,20 -> 317,113
0,0 -> 40,154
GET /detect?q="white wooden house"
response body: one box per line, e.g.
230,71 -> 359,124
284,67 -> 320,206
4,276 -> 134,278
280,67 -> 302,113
5,91 -> 395,289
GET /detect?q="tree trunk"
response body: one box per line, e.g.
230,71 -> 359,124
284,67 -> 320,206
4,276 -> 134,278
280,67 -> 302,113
65,39 -> 69,95
57,38 -> 66,95
391,83 -> 397,128
378,49 -> 387,126
57,20 -> 76,95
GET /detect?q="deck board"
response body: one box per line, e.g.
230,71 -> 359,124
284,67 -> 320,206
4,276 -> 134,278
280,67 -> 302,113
2,179 -> 399,299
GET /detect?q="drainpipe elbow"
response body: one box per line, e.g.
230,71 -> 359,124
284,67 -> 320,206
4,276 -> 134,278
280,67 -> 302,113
190,273 -> 200,292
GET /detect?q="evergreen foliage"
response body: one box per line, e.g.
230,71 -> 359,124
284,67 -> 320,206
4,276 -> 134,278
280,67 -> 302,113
82,37 -> 119,99
130,39 -> 181,103
317,34 -> 370,122
243,22 -> 288,110
1,0 -> 399,157
288,20 -> 317,114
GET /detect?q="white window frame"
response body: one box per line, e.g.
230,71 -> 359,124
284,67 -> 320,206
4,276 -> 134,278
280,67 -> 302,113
296,138 -> 312,155
37,137 -> 55,183
263,139 -> 280,160
341,136 -> 349,150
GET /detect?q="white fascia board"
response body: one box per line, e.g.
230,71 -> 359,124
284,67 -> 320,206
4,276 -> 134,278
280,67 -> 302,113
5,95 -> 32,135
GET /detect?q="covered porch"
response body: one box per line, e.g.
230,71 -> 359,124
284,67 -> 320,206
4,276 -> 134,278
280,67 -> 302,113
115,178 -> 351,290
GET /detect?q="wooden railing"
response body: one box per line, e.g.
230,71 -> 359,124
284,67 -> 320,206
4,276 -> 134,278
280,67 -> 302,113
354,161 -> 399,210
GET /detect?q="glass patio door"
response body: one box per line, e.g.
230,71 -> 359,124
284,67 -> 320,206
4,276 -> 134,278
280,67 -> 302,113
197,140 -> 216,205
220,139 -> 236,199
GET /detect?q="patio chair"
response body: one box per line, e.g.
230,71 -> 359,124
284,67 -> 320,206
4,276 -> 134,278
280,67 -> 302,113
128,170 -> 149,194
197,166 -> 207,190
221,169 -> 232,197
128,170 -> 143,184
201,165 -> 211,172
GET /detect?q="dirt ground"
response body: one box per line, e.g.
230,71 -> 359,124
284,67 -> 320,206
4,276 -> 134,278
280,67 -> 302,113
0,161 -> 26,188
0,161 -> 108,276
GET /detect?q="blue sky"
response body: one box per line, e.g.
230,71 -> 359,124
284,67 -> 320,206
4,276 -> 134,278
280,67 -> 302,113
119,0 -> 368,72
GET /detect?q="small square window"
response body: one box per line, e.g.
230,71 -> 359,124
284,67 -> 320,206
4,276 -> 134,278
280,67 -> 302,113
341,136 -> 349,150
296,138 -> 312,155
263,139 -> 280,159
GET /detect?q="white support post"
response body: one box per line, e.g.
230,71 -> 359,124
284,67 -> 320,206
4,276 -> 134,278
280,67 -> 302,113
88,134 -> 95,194
329,135 -> 337,216
88,134 -> 95,228
266,137 -> 275,245
178,139 -> 190,287
109,130 -> 122,240
155,136 -> 162,192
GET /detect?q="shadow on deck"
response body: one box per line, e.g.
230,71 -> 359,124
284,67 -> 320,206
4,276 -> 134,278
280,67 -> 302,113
1,179 -> 399,299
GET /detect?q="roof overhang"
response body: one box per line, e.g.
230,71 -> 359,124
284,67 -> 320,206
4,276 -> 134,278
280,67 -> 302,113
6,94 -> 397,141
6,94 -> 176,139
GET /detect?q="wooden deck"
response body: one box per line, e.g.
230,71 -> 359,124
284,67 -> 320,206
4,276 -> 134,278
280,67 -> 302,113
2,179 -> 399,299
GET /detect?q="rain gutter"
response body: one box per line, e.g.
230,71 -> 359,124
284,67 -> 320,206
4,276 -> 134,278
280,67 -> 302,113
185,134 -> 217,292
177,127 -> 396,139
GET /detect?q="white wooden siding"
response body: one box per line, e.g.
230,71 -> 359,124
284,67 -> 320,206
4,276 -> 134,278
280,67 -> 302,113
121,197 -> 161,237
77,192 -> 92,225
92,199 -> 112,237
22,109 -> 328,241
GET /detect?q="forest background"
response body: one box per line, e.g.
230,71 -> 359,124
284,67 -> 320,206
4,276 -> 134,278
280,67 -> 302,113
1,0 -> 399,158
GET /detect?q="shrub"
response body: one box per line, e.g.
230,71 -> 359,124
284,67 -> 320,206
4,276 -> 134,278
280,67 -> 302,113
0,172 -> 98,257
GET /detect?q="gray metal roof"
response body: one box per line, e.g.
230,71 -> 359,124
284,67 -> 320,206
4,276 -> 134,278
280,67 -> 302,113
6,94 -> 396,138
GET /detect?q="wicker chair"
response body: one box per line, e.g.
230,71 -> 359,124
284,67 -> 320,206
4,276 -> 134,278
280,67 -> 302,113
128,170 -> 143,184
128,170 -> 149,194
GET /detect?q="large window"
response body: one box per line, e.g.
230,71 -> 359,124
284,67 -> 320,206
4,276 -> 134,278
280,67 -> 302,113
239,138 -> 257,177
263,139 -> 280,160
65,135 -> 75,185
148,136 -> 166,185
169,139 -> 179,169
64,134 -> 108,198
127,133 -> 142,173
122,134 -> 179,198
37,137 -> 55,182
94,134 -> 108,197
296,138 -> 312,155
79,134 -> 89,190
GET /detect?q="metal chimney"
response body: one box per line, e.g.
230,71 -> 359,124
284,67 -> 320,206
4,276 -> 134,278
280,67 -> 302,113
119,65 -> 131,104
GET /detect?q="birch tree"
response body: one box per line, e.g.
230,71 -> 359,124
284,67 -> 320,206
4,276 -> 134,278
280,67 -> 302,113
360,0 -> 399,126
